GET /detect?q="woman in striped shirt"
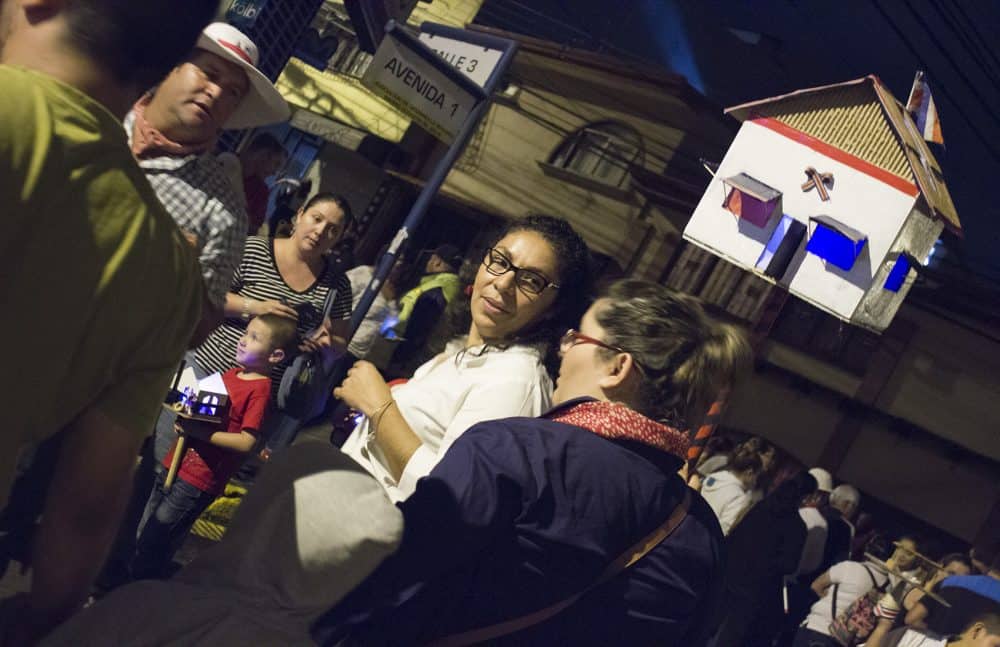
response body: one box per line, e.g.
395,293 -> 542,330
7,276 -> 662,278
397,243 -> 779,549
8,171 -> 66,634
194,192 -> 354,390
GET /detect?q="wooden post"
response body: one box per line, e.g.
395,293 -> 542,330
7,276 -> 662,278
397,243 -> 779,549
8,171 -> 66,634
163,435 -> 185,492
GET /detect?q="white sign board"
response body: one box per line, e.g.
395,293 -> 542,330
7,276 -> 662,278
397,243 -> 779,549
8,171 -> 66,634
418,32 -> 502,88
362,33 -> 480,144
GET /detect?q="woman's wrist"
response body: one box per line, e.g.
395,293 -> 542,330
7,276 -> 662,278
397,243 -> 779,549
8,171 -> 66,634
242,297 -> 253,320
369,398 -> 396,431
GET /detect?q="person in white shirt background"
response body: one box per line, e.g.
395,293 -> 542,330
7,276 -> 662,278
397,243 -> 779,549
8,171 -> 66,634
793,534 -> 895,647
701,442 -> 765,535
334,215 -> 592,501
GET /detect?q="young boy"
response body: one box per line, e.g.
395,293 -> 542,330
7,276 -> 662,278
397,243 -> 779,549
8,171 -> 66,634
130,314 -> 297,579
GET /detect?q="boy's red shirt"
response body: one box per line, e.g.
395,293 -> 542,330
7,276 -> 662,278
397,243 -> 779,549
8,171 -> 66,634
164,368 -> 271,494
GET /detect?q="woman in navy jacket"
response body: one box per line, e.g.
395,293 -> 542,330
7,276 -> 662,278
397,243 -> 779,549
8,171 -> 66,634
313,279 -> 752,646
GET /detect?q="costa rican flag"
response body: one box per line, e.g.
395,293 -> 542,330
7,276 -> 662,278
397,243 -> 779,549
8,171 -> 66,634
906,70 -> 944,145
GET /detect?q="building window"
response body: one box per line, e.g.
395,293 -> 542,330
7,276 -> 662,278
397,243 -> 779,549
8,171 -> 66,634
547,121 -> 644,189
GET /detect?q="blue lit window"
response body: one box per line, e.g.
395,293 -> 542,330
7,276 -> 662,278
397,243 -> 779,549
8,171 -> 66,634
883,254 -> 912,292
805,215 -> 867,271
756,214 -> 806,279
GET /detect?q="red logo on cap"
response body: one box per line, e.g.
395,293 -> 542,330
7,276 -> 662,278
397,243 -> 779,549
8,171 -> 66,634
217,38 -> 253,66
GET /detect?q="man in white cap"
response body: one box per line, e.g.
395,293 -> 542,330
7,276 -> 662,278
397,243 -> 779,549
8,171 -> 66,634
126,21 -> 291,340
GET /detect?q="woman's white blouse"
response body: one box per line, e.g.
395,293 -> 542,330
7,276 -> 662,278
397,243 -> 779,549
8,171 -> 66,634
341,340 -> 553,501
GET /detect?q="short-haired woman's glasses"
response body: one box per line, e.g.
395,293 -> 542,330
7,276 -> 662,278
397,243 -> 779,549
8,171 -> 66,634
482,247 -> 559,296
559,329 -> 626,354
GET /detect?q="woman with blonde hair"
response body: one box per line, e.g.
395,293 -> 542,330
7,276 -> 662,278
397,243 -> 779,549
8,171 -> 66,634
315,279 -> 752,645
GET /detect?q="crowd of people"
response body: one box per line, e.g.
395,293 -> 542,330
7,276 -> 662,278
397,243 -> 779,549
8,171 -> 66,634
1,2 -> 997,645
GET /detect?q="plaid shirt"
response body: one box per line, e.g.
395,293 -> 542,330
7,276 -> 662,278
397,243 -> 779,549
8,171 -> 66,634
124,111 -> 247,307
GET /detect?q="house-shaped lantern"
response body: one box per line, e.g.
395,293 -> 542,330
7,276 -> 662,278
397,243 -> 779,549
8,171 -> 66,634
164,380 -> 230,425
683,75 -> 961,332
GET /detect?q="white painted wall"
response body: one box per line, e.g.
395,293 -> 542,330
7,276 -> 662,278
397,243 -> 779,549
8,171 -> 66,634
684,120 -> 917,321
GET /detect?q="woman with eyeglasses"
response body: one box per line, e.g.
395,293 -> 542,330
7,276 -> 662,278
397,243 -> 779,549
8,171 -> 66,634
313,280 -> 751,645
334,215 -> 592,501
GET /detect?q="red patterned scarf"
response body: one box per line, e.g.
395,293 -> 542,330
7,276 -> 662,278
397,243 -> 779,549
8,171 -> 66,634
130,93 -> 215,158
550,400 -> 689,460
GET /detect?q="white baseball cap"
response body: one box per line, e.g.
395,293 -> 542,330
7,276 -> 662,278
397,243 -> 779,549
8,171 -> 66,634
195,22 -> 290,129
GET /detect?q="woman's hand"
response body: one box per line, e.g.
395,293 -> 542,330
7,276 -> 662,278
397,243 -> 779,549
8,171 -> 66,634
333,361 -> 393,417
251,299 -> 299,321
299,326 -> 331,353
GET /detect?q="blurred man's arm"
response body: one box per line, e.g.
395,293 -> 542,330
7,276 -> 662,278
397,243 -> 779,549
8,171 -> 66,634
188,287 -> 223,348
21,407 -> 143,642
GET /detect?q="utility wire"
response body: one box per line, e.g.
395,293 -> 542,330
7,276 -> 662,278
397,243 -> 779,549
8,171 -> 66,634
901,0 -> 1000,133
869,0 -> 1000,165
479,0 -> 658,67
945,0 -> 1000,76
932,1 -> 1000,88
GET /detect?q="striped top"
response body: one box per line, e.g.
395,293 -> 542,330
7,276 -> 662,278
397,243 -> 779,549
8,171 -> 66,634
195,236 -> 352,394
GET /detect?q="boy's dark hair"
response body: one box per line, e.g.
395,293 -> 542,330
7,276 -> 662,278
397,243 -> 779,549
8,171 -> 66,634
255,314 -> 298,353
246,132 -> 286,156
63,1 -> 218,91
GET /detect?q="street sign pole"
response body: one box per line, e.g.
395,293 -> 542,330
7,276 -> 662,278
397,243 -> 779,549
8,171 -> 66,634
346,22 -> 518,342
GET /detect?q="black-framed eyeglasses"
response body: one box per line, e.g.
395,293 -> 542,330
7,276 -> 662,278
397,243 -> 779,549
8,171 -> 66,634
482,247 -> 559,296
